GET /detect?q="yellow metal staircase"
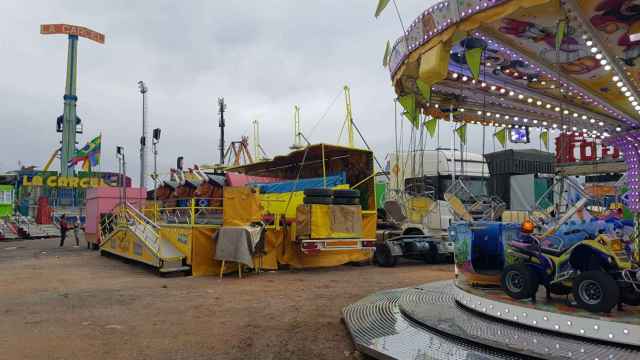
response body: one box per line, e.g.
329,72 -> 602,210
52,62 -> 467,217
99,202 -> 189,273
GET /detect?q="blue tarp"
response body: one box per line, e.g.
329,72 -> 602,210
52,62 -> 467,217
252,173 -> 346,194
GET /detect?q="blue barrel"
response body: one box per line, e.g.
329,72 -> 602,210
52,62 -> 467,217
452,221 -> 520,274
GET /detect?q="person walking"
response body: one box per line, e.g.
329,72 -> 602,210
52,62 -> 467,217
59,214 -> 68,247
73,218 -> 81,247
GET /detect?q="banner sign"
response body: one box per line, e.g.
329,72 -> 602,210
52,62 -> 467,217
555,133 -> 620,164
40,24 -> 105,44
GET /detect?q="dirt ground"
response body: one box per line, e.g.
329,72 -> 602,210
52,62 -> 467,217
0,238 -> 453,360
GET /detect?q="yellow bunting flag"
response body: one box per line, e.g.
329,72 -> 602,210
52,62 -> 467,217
374,0 -> 391,18
455,124 -> 467,145
465,48 -> 483,80
416,79 -> 431,101
540,130 -> 549,150
425,117 -> 438,138
556,19 -> 567,51
494,127 -> 507,147
383,40 -> 391,67
399,94 -> 419,128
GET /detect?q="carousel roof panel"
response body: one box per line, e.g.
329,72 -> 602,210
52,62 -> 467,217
388,0 -> 640,137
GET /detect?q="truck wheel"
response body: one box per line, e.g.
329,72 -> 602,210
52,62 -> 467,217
374,244 -> 397,268
422,246 -> 438,264
621,287 -> 640,306
572,271 -> 620,313
501,264 -> 539,300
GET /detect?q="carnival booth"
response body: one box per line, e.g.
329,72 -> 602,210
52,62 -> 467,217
343,0 -> 640,358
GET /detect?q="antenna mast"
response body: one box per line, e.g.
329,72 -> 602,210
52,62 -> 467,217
218,97 -> 226,164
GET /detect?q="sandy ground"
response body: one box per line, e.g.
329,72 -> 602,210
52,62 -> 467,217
0,238 -> 453,360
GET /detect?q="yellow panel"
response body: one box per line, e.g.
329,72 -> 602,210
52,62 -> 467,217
160,226 -> 192,263
418,42 -> 451,86
223,187 -> 263,226
362,212 -> 376,239
191,227 -> 218,276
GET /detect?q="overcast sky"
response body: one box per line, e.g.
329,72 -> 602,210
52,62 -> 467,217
0,0 -> 545,184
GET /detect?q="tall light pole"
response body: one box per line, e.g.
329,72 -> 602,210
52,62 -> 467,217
117,146 -> 127,206
138,81 -> 148,189
152,128 -> 161,222
218,98 -> 226,165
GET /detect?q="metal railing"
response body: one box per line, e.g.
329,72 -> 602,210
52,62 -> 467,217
143,198 -> 223,226
100,202 -> 161,255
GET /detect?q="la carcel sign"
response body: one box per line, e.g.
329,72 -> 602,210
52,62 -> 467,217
22,175 -> 113,189
40,24 -> 105,44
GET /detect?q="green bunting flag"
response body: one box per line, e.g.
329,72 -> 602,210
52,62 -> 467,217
383,40 -> 391,67
399,94 -> 419,128
556,19 -> 567,51
465,47 -> 483,80
416,79 -> 431,101
540,130 -> 549,150
425,117 -> 438,138
494,127 -> 507,147
455,124 -> 467,145
375,0 -> 391,18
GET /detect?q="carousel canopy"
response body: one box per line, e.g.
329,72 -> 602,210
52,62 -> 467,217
387,0 -> 640,137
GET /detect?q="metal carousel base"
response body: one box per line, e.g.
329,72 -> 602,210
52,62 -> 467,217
342,281 -> 640,360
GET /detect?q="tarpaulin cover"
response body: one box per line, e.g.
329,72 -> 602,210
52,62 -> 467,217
223,187 -> 262,226
225,172 -> 281,187
253,173 -> 346,194
259,184 -> 349,219
214,225 -> 264,268
296,204 -> 362,239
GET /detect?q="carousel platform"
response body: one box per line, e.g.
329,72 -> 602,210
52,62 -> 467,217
342,281 -> 640,360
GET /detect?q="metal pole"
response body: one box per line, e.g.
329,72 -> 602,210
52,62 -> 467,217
138,81 -> 148,189
153,141 -> 158,223
61,35 -> 79,177
218,98 -> 226,164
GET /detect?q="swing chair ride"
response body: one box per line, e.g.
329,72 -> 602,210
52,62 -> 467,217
343,0 -> 640,359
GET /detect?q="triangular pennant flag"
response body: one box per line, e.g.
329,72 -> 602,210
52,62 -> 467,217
374,0 -> 391,18
416,79 -> 431,102
465,47 -> 483,80
455,124 -> 467,145
540,130 -> 549,150
399,94 -> 419,128
383,40 -> 391,67
494,127 -> 507,147
425,117 -> 438,138
556,19 -> 567,51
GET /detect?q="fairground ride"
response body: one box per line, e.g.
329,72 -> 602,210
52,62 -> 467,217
343,1 -> 640,359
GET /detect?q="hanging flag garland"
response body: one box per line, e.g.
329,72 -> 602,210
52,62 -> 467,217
494,127 -> 507,148
374,0 -> 391,18
540,129 -> 549,150
399,94 -> 419,128
383,40 -> 391,67
455,123 -> 467,145
416,79 -> 431,102
556,19 -> 567,51
465,47 -> 483,80
425,117 -> 438,138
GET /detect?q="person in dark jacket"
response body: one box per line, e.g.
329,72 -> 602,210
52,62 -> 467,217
59,214 -> 68,247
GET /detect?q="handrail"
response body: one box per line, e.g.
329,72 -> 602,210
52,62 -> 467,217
125,202 -> 159,229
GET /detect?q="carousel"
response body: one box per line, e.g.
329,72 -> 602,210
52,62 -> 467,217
343,0 -> 640,358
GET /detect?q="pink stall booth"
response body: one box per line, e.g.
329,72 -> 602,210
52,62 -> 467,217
85,187 -> 146,249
